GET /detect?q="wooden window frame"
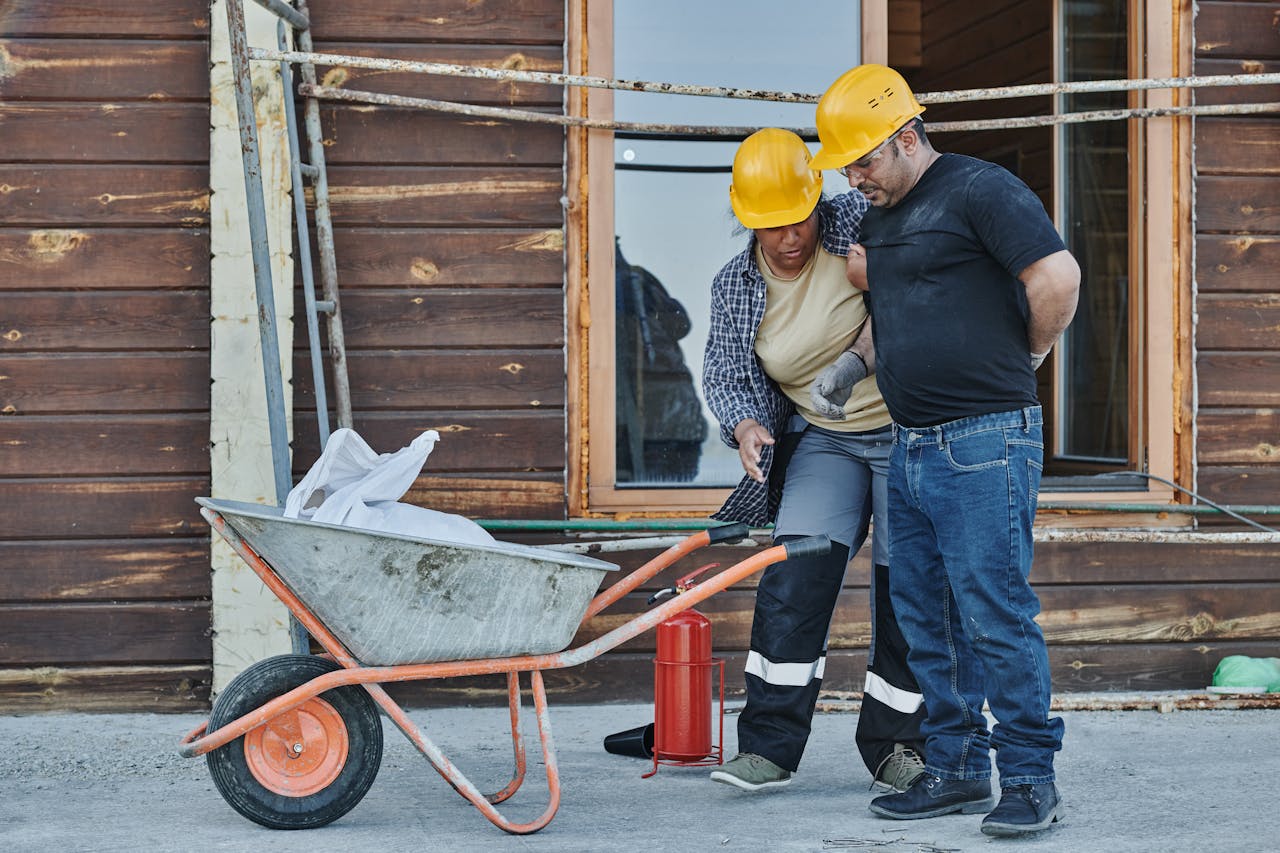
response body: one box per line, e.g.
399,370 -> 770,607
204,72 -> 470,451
567,0 -> 1194,520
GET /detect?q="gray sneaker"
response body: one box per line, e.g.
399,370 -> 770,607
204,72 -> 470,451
710,752 -> 793,791
872,744 -> 926,793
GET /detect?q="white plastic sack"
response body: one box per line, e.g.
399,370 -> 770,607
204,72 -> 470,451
284,428 -> 495,548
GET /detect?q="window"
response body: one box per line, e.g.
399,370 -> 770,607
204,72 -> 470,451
1054,0 -> 1133,469
576,0 -> 862,513
569,0 -> 1189,517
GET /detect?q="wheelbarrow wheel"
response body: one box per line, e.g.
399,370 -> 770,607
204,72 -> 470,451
206,654 -> 383,830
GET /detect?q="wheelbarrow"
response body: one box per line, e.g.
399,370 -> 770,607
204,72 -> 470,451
179,497 -> 829,834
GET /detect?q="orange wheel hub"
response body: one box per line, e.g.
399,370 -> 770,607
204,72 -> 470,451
243,699 -> 349,797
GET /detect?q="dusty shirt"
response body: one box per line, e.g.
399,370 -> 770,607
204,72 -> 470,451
861,153 -> 1065,426
753,244 -> 890,433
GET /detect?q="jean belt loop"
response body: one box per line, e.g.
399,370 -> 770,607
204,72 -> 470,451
891,422 -> 899,443
934,424 -> 944,451
1023,406 -> 1031,433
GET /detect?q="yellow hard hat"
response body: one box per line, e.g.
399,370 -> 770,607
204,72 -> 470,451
729,128 -> 823,229
809,64 -> 925,171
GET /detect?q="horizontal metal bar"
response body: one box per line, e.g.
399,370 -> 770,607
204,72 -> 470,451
817,691 -> 1280,713
478,518 -> 737,532
258,47 -> 818,102
540,535 -> 769,554
476,502 -> 1280,533
1033,529 -> 1280,543
297,82 -> 1279,136
314,300 -> 335,313
255,45 -> 1280,105
298,162 -> 319,178
1038,502 -> 1280,515
927,101 -> 1280,133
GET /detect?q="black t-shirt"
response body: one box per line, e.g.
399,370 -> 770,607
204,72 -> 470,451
862,153 -> 1066,427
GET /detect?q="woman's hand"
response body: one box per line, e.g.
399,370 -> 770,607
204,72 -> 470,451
846,243 -> 868,291
733,418 -> 775,484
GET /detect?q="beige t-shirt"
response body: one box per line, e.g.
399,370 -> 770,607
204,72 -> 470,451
753,244 -> 891,432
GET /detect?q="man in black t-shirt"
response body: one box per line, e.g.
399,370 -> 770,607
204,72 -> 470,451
809,64 -> 1080,838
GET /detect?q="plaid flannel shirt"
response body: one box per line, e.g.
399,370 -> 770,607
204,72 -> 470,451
702,191 -> 870,526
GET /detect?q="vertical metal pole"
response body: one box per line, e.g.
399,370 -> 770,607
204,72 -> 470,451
224,0 -> 308,654
278,19 -> 331,447
224,0 -> 293,501
295,0 -> 353,428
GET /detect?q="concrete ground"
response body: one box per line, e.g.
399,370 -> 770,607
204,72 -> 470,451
1,700 -> 1275,852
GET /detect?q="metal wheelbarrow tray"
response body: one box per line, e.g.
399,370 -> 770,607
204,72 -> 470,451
180,497 -> 830,834
194,498 -> 615,666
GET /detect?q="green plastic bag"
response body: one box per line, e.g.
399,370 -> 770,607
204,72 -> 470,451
1211,655 -> 1280,693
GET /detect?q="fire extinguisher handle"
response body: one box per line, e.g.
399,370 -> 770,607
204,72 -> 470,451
706,521 -> 750,545
783,534 -> 832,561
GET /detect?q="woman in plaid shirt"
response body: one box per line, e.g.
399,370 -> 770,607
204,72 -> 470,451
704,129 -> 925,795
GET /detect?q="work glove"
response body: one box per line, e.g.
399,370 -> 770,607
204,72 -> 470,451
810,351 -> 868,420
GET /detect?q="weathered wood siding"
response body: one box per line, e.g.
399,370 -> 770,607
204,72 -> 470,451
1185,0 -> 1280,684
3,0 -> 1279,713
293,0 -> 568,520
0,2 -> 213,710
390,532 -> 1280,706
1194,1 -> 1280,505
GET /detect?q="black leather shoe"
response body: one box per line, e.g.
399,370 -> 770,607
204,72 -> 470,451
980,783 -> 1064,836
868,773 -> 994,820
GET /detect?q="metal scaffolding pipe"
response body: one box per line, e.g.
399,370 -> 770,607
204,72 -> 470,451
224,0 -> 308,655
477,517 -> 1280,539
253,46 -> 1280,105
223,0 -> 292,506
298,83 -> 1278,137
251,0 -> 308,30
294,0 -> 353,429
277,19 -> 330,447
1038,502 -> 1280,515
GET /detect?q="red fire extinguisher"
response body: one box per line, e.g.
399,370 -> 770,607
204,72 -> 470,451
655,608 -> 712,760
645,564 -> 724,773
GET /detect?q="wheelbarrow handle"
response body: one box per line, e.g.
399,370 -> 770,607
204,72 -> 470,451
582,525 -> 746,621
783,534 -> 831,561
706,521 -> 750,545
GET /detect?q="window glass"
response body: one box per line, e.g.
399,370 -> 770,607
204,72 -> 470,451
1057,0 -> 1130,463
612,0 -> 861,487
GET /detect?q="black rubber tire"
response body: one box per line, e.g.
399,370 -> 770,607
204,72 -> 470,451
206,654 -> 383,830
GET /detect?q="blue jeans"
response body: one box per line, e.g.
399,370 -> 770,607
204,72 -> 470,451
888,406 -> 1063,787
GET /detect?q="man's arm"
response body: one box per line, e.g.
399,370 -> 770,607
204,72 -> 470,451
849,314 -> 875,374
845,242 -> 868,291
1020,249 -> 1081,357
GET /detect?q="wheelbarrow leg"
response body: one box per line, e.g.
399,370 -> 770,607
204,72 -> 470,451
485,671 -> 527,804
363,671 -> 561,834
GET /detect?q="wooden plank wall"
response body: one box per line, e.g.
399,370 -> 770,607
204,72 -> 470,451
3,0 -> 1276,714
1189,0 -> 1280,710
1194,0 -> 1280,506
0,3 -> 213,710
292,0 -> 568,519
444,0 -> 1280,708
391,532 -> 1280,706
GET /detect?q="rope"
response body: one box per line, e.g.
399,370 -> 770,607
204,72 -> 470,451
300,83 -> 1279,136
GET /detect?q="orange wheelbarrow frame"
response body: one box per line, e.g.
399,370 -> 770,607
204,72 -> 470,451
180,506 -> 828,834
